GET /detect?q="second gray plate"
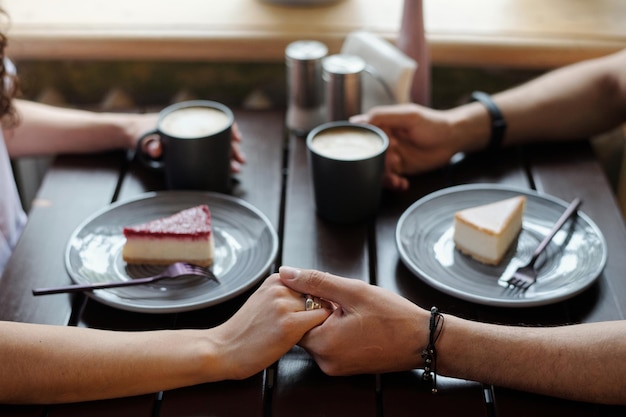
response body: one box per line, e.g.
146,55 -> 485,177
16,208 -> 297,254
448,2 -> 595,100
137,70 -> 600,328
396,184 -> 607,307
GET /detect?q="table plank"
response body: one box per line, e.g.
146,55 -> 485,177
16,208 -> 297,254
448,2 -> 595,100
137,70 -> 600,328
381,372 -> 488,417
46,395 -> 157,417
281,133 -> 370,277
0,405 -> 45,417
491,390 -> 602,417
273,347 -> 377,417
159,378 -> 266,417
274,131 -> 375,417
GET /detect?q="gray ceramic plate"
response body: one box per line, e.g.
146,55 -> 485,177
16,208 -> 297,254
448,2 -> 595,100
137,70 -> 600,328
65,191 -> 278,313
396,184 -> 607,307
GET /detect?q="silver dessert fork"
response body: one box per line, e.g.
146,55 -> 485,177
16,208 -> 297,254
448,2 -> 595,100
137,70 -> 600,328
506,197 -> 582,291
32,262 -> 218,296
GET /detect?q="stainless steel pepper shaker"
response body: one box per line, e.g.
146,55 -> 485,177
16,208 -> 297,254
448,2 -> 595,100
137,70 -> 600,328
322,54 -> 366,121
285,40 -> 328,134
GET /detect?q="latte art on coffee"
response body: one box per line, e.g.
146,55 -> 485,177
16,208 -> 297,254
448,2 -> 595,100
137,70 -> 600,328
160,107 -> 231,139
310,127 -> 384,160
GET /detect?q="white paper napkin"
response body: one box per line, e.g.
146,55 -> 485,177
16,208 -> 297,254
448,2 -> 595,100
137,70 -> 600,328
341,30 -> 417,111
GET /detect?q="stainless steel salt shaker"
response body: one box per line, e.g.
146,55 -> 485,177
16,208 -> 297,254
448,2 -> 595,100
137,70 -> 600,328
285,40 -> 328,134
322,54 -> 366,121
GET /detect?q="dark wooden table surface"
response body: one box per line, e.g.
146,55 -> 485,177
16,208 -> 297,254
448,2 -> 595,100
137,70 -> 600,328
1,109 -> 625,416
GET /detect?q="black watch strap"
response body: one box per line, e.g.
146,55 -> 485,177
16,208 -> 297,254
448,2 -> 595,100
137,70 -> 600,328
470,91 -> 507,150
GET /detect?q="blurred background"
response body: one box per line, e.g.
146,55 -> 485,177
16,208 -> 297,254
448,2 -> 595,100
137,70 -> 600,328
5,0 -> 625,215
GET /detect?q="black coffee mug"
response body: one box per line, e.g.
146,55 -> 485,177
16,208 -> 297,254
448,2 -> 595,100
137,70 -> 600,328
137,100 -> 234,193
307,121 -> 388,224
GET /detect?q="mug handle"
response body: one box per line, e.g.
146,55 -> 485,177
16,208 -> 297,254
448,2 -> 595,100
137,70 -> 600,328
135,129 -> 164,170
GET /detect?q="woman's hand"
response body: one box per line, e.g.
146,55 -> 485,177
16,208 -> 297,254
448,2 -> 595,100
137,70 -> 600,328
210,274 -> 330,380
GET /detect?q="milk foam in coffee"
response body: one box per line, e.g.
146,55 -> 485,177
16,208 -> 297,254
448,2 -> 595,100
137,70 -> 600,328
160,107 -> 231,139
310,126 -> 383,160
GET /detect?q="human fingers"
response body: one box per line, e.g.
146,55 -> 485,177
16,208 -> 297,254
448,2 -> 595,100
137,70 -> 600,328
259,275 -> 332,329
378,144 -> 407,190
140,134 -> 163,159
254,274 -> 329,316
354,103 -> 423,129
230,143 -> 245,173
231,122 -> 243,143
349,113 -> 370,124
230,123 -> 246,166
231,144 -> 245,165
383,171 -> 410,191
278,266 -> 366,308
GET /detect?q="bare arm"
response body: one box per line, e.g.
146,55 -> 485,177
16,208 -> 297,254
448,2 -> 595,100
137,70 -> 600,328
280,267 -> 626,405
439,316 -> 626,405
0,275 -> 329,404
2,99 -> 158,157
474,48 -> 626,146
435,48 -> 626,148
2,99 -> 246,170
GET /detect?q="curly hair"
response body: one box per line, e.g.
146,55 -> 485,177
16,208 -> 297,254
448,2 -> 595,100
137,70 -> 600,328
0,8 -> 19,128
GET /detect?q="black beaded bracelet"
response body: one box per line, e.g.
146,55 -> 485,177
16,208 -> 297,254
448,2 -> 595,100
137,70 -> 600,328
421,306 -> 444,394
470,91 -> 507,150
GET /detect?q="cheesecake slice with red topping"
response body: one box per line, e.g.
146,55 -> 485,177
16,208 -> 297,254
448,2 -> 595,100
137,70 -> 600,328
122,204 -> 214,267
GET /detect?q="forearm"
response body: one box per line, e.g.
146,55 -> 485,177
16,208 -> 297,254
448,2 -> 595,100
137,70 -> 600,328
438,317 -> 626,405
447,50 -> 626,153
4,100 -> 156,157
496,51 -> 626,145
0,321 -> 221,404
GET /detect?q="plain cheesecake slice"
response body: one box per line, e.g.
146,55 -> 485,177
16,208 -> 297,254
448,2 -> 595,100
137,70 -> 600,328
122,204 -> 214,267
453,196 -> 526,265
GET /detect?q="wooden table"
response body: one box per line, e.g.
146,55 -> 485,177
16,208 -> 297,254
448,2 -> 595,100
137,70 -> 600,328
1,109 -> 625,415
4,0 -> 626,68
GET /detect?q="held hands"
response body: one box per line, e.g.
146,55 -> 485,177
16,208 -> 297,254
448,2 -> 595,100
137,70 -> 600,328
351,104 -> 463,191
279,266 -> 429,375
217,266 -> 429,379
